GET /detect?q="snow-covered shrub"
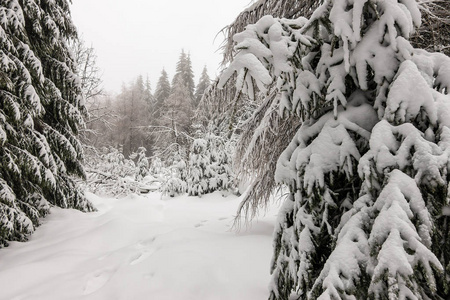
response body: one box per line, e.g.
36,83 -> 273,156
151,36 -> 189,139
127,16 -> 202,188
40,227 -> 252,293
161,175 -> 187,198
221,0 -> 450,298
101,147 -> 136,178
150,156 -> 163,175
132,147 -> 149,182
147,155 -> 167,187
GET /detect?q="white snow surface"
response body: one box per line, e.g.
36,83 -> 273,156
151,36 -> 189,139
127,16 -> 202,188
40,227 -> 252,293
0,192 -> 279,300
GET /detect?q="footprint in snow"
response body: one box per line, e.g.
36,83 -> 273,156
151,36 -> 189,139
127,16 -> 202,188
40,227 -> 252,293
143,272 -> 155,280
129,248 -> 156,265
83,269 -> 114,295
135,237 -> 156,248
128,239 -> 157,265
194,219 -> 208,227
97,253 -> 110,261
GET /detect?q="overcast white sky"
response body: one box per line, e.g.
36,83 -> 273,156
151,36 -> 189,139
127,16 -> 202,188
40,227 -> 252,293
70,0 -> 251,94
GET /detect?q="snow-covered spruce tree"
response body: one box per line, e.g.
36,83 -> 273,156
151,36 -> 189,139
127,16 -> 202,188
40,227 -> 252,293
0,0 -> 94,246
220,0 -> 450,298
187,138 -> 213,196
205,132 -> 234,194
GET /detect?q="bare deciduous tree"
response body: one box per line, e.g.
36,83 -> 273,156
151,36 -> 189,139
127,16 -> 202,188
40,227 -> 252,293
70,37 -> 103,102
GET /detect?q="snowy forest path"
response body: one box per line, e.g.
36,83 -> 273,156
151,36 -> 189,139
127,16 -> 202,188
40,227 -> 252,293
0,192 -> 279,300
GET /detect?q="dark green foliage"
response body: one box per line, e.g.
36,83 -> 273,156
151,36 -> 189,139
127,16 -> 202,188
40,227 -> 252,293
0,0 -> 94,247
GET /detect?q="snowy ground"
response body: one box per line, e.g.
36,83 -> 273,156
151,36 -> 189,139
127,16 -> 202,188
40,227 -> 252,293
0,192 -> 280,300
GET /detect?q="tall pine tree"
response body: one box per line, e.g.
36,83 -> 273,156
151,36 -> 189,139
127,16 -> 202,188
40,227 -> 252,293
184,53 -> 195,100
0,0 -> 94,247
221,0 -> 450,298
155,50 -> 196,151
172,50 -> 195,100
153,68 -> 171,118
194,66 -> 210,108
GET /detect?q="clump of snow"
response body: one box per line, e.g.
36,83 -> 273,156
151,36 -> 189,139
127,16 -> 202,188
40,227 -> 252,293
359,120 -> 447,189
276,90 -> 378,187
385,60 -> 436,125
